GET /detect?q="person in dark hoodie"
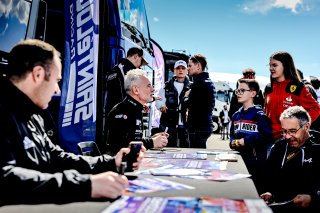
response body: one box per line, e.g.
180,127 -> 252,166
229,78 -> 272,194
260,106 -> 320,212
185,54 -> 215,148
105,47 -> 148,115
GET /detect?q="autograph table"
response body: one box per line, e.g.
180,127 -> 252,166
0,148 -> 259,213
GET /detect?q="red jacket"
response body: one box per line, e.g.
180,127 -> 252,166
264,79 -> 320,140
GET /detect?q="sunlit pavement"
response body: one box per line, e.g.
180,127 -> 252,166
207,133 -> 231,150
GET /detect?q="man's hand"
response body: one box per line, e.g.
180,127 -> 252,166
159,105 -> 167,113
90,172 -> 128,199
152,133 -> 168,148
293,194 -> 312,208
115,147 -> 146,170
260,192 -> 273,204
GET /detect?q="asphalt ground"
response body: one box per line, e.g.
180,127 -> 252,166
207,133 -> 231,150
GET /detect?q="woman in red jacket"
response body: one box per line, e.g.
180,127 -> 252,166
264,51 -> 320,142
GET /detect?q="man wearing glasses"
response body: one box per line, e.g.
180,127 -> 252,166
260,106 -> 320,212
229,68 -> 265,118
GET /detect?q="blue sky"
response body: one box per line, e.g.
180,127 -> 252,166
144,0 -> 320,84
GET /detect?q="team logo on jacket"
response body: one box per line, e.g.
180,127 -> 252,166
290,85 -> 297,93
234,120 -> 258,133
115,114 -> 127,119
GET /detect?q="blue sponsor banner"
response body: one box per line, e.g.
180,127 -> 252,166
59,0 -> 99,153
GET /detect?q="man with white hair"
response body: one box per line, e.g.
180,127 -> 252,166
260,106 -> 320,212
106,69 -> 168,155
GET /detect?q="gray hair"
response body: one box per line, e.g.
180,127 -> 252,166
124,69 -> 147,94
280,106 -> 311,127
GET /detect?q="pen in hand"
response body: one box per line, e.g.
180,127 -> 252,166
119,154 -> 127,175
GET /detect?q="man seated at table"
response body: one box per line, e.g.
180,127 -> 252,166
260,106 -> 320,212
105,69 -> 168,155
0,39 -> 144,205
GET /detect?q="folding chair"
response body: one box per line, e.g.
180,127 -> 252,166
77,141 -> 102,156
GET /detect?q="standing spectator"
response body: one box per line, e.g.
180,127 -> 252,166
229,79 -> 272,194
264,51 -> 320,142
229,68 -> 264,118
310,77 -> 320,103
297,69 -> 318,102
219,105 -> 230,140
0,39 -> 144,205
105,69 -> 168,155
105,47 -> 148,115
185,54 -> 215,148
260,106 -> 320,212
156,60 -> 191,147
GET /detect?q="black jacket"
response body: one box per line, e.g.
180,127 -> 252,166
185,72 -> 215,131
0,78 -> 117,205
105,58 -> 136,115
106,96 -> 153,155
264,135 -> 320,206
160,76 -> 191,127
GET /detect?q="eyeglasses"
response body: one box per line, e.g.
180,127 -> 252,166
235,88 -> 251,95
282,126 -> 303,136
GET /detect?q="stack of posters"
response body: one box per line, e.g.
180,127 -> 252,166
144,153 -> 207,160
103,196 -> 272,213
126,177 -> 194,194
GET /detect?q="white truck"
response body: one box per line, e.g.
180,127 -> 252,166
212,81 -> 233,133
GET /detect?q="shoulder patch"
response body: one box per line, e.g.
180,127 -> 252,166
285,81 -> 304,96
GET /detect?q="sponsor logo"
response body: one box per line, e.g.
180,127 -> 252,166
304,158 -> 312,163
290,85 -> 297,93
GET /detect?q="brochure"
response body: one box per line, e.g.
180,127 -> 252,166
103,196 -> 272,213
138,158 -> 228,174
149,168 -> 251,181
126,177 -> 194,193
215,153 -> 238,162
197,150 -> 229,155
144,153 -> 207,160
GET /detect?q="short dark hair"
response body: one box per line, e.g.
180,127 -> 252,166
238,78 -> 260,93
189,54 -> 208,71
8,39 -> 60,80
127,47 -> 143,57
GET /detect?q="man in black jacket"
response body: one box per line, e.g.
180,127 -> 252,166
0,39 -> 143,205
106,69 -> 168,155
105,47 -> 148,115
186,54 -> 215,148
260,106 -> 320,212
156,60 -> 191,147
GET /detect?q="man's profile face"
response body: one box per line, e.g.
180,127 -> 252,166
280,118 -> 309,148
136,76 -> 154,104
36,56 -> 62,109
